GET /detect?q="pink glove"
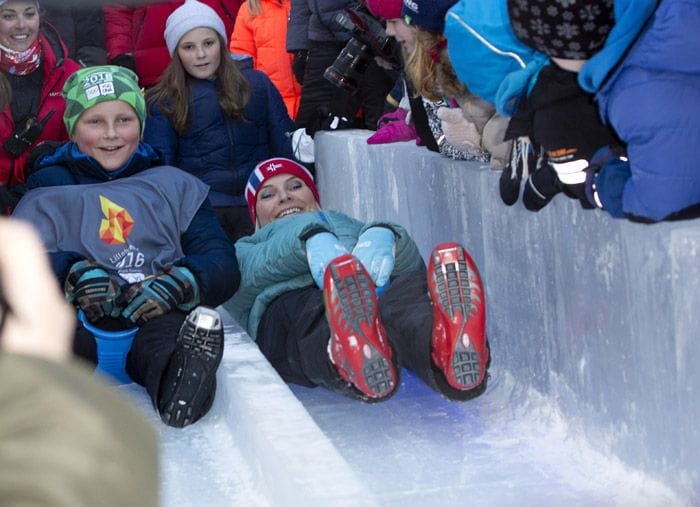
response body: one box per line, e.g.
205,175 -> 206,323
437,107 -> 481,153
367,108 -> 418,145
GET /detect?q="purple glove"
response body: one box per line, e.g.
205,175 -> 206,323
367,108 -> 417,145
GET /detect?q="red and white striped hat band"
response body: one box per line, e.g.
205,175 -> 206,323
245,158 -> 319,224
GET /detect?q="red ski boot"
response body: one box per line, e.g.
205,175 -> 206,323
324,254 -> 397,399
428,243 -> 488,391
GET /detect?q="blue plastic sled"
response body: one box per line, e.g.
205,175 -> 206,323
77,310 -> 138,385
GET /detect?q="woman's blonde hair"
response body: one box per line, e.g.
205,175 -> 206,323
246,0 -> 285,17
246,0 -> 262,16
146,33 -> 250,134
403,30 -> 467,102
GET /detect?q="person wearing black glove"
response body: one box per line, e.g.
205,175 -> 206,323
505,64 -> 622,211
13,66 -> 239,429
505,1 -> 624,212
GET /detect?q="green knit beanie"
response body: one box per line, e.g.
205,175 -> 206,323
62,65 -> 146,136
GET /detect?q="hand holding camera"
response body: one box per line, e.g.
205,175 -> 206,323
2,110 -> 54,159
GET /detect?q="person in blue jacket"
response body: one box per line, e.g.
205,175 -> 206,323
580,0 -> 700,222
144,0 -> 306,243
230,157 -> 490,402
13,65 -> 239,428
507,0 -> 700,222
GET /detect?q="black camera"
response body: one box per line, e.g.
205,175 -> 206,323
2,110 -> 54,158
324,4 -> 399,95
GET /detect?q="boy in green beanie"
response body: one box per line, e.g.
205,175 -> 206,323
13,65 -> 240,428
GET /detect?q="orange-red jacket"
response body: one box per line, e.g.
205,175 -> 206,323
229,0 -> 300,119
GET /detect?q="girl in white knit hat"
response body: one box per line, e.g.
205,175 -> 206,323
145,0 -> 312,243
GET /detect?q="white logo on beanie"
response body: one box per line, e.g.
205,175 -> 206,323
403,0 -> 418,13
82,71 -> 115,100
266,162 -> 284,173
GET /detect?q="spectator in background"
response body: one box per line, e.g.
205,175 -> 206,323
398,0 -> 512,171
0,0 -> 79,205
365,0 -> 489,163
0,218 -> 159,507
145,0 -> 305,242
509,0 -> 700,222
41,0 -> 108,67
442,0 -> 551,207
230,158 -> 490,403
285,0 -> 310,86
503,0 -> 624,212
229,0 -> 301,120
104,0 -> 241,87
293,0 -> 396,134
13,65 -> 239,428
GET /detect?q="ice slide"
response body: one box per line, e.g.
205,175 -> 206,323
123,130 -> 697,506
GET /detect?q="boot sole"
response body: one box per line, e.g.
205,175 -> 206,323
431,246 -> 484,390
159,308 -> 223,427
327,257 -> 395,399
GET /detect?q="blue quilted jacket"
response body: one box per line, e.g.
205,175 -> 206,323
587,0 -> 700,221
144,61 -> 295,208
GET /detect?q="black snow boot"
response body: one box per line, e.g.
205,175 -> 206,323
158,306 -> 224,428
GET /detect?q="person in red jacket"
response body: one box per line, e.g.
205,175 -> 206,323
229,0 -> 300,119
104,0 -> 241,88
0,0 -> 79,199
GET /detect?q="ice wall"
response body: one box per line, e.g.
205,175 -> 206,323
314,130 -> 700,501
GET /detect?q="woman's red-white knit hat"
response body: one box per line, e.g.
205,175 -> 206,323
245,158 -> 320,224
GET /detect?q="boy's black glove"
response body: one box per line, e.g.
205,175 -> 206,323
522,163 -> 562,212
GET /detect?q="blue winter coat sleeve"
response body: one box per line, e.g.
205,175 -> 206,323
177,199 -> 240,307
143,103 -> 179,167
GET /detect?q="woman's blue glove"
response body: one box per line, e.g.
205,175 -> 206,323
305,231 -> 349,288
352,227 -> 396,289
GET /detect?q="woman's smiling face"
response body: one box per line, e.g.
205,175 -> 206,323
0,1 -> 40,53
255,173 -> 319,228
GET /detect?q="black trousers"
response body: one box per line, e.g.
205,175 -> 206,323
255,271 -> 478,400
73,311 -> 188,407
295,40 -> 395,133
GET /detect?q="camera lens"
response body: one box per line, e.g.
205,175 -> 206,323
323,38 -> 372,95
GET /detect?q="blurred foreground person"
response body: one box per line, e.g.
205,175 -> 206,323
0,218 -> 158,507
